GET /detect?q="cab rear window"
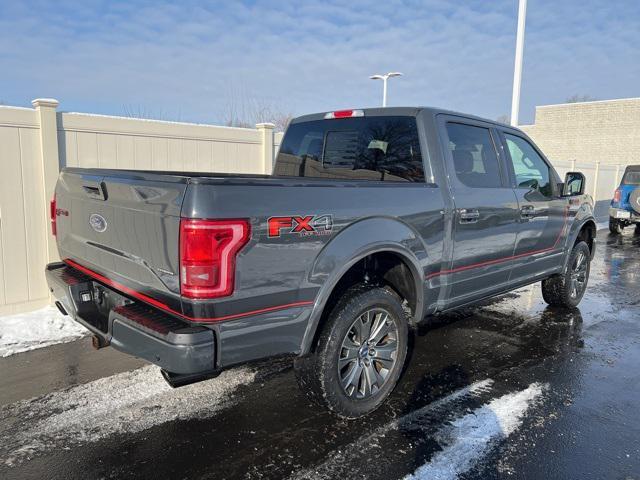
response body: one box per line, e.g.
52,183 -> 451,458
274,116 -> 424,182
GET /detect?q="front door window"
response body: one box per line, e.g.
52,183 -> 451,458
504,134 -> 552,198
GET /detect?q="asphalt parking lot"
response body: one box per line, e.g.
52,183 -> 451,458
1,227 -> 639,480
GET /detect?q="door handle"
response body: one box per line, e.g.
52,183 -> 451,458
520,205 -> 535,220
458,208 -> 480,224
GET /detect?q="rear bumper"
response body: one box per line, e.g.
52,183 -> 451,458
609,207 -> 639,222
45,262 -> 216,375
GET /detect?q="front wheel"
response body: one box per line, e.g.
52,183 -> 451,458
541,241 -> 591,308
609,218 -> 624,235
294,285 -> 408,419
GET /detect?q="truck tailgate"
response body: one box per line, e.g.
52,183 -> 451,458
55,168 -> 188,299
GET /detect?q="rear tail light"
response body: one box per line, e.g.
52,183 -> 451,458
324,109 -> 364,119
50,194 -> 57,236
613,188 -> 621,203
179,219 -> 250,299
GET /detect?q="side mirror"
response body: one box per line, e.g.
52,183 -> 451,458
562,171 -> 585,196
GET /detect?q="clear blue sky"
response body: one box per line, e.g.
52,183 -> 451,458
1,0 -> 638,125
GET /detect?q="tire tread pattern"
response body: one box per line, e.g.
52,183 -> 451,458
294,284 -> 408,418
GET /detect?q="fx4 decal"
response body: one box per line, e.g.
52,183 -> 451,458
268,215 -> 333,238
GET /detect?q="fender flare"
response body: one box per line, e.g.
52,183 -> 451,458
299,217 -> 427,354
562,213 -> 597,270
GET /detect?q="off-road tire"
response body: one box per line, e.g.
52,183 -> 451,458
294,285 -> 409,419
541,241 -> 591,308
609,218 -> 624,235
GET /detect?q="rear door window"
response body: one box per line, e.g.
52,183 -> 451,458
274,116 -> 424,182
445,123 -> 503,188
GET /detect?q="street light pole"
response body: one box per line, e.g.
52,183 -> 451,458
370,72 -> 403,107
382,77 -> 388,107
510,0 -> 527,126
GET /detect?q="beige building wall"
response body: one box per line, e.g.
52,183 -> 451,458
0,99 -> 279,315
520,97 -> 640,218
520,97 -> 640,166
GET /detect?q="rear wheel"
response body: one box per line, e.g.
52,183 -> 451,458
609,218 -> 624,235
541,241 -> 591,308
294,285 -> 408,418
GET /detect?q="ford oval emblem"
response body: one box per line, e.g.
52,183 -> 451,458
89,213 -> 108,233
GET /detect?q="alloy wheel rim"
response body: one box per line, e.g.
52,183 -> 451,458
338,308 -> 398,399
569,250 -> 588,299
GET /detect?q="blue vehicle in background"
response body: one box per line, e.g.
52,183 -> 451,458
609,165 -> 640,234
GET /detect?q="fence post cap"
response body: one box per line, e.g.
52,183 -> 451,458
255,122 -> 275,129
32,98 -> 59,109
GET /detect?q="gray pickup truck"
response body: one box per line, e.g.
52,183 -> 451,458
46,107 -> 596,417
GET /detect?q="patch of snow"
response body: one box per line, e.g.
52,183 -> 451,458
0,306 -> 88,357
1,365 -> 256,467
289,379 -> 495,480
405,382 -> 547,480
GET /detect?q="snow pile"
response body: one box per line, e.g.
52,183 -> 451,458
0,306 -> 88,357
405,382 -> 547,480
1,365 -> 256,466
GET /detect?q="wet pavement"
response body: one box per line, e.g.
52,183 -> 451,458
1,227 -> 639,479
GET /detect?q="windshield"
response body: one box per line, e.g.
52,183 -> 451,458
274,116 -> 424,182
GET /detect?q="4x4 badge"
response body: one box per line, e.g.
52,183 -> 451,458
268,214 -> 333,238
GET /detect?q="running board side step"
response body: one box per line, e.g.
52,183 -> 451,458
161,368 -> 222,388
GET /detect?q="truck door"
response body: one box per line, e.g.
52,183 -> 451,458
437,116 -> 520,308
498,130 -> 568,283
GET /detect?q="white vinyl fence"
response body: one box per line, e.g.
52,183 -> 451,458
552,160 -> 624,219
0,98 -> 282,315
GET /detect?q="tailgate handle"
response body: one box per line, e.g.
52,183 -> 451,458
82,183 -> 108,201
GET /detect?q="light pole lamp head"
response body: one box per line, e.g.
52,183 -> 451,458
369,72 -> 403,107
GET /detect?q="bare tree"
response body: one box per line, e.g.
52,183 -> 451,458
122,104 -> 182,122
222,84 -> 293,131
565,94 -> 597,104
249,102 -> 293,131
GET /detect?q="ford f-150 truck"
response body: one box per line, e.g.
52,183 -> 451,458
46,107 -> 596,418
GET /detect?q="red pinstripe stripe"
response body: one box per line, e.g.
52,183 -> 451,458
64,258 -> 313,323
427,206 -> 570,280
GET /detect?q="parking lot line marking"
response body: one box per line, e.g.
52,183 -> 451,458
405,382 -> 547,480
289,379 -> 495,480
